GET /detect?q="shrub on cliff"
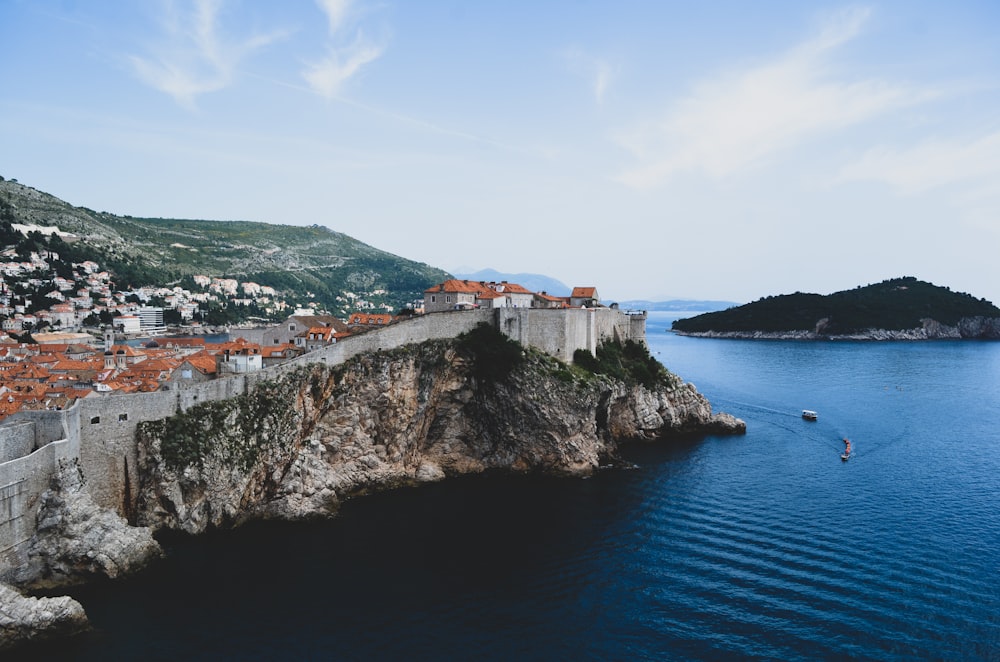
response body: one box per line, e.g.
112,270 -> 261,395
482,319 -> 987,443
574,340 -> 674,390
456,324 -> 524,382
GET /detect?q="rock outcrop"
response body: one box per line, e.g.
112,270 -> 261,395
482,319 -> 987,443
10,461 -> 163,590
0,583 -> 88,651
134,338 -> 744,534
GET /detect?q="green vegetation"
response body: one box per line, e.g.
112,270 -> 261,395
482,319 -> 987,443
573,340 -> 677,389
672,277 -> 1000,334
139,378 -> 299,472
0,179 -> 450,316
456,323 -> 524,382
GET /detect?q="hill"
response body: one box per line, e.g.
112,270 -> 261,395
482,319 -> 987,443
617,299 -> 738,312
0,177 -> 449,316
671,277 -> 1000,338
451,268 -> 571,296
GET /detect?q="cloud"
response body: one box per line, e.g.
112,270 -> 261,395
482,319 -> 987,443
303,0 -> 385,99
563,49 -> 615,103
837,131 -> 1000,194
303,38 -> 384,99
316,0 -> 350,33
129,0 -> 283,109
615,7 -> 932,189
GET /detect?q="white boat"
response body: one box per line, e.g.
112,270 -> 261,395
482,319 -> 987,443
802,410 -> 818,421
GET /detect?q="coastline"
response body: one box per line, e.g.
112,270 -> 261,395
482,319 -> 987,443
672,316 -> 1000,341
0,334 -> 744,652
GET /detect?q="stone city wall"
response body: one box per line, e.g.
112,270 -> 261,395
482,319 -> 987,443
0,408 -> 80,577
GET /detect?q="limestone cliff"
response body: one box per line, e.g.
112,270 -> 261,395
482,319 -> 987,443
0,583 -> 88,651
11,461 -> 163,590
134,334 -> 744,534
0,461 -> 162,651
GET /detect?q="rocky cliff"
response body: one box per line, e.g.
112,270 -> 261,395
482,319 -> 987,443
134,334 -> 744,534
0,461 -> 162,652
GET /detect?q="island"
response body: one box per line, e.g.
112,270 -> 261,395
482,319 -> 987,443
672,277 -> 1000,340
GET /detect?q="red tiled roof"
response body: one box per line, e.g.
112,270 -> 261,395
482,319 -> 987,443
424,279 -> 493,295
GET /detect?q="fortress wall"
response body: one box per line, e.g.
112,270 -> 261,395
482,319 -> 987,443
0,426 -> 78,577
77,392 -> 180,514
0,422 -> 36,464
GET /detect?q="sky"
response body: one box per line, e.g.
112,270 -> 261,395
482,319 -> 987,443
2,1 -> 999,305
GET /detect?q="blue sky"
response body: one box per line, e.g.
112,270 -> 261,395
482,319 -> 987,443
2,1 -> 999,304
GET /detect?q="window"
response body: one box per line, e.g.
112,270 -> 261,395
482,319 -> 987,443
430,295 -> 436,303
118,413 -> 128,422
446,295 -> 452,303
90,416 -> 100,424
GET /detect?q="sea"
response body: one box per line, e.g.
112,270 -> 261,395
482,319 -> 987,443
22,312 -> 1000,660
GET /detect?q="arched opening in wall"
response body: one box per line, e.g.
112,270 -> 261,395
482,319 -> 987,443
90,416 -> 100,424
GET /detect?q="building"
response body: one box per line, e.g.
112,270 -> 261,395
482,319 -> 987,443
236,314 -> 350,347
423,280 -> 489,313
214,338 -> 263,375
138,306 -> 167,335
570,287 -> 601,308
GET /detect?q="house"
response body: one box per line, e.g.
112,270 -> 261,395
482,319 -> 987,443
261,344 -> 304,368
347,313 -> 394,330
570,287 -> 601,308
237,314 -> 350,347
423,279 -> 489,313
303,326 -> 340,352
213,338 -> 263,375
487,281 -> 534,308
166,351 -> 218,385
533,291 -> 567,309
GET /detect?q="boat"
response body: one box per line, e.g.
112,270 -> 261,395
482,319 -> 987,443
802,410 -> 818,421
841,437 -> 852,461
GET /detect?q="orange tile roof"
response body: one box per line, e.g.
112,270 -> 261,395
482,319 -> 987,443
571,287 -> 598,298
424,279 -> 493,295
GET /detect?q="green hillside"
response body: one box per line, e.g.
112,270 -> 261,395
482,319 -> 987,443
0,177 -> 449,315
672,277 -> 1000,334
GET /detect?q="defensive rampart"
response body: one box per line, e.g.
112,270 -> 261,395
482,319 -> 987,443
0,307 -> 645,572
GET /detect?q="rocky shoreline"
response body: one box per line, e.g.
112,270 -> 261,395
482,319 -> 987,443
674,316 -> 1000,341
1,337 -> 744,651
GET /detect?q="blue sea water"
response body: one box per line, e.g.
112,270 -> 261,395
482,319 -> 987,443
23,312 -> 1000,660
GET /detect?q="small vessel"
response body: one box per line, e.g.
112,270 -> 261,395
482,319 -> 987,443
802,410 -> 818,421
841,437 -> 852,461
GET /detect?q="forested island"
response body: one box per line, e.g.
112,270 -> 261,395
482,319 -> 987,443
672,277 -> 1000,340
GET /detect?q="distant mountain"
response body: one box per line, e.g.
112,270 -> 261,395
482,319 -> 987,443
0,177 -> 449,315
671,277 -> 1000,336
451,269 -> 571,296
615,299 -> 738,312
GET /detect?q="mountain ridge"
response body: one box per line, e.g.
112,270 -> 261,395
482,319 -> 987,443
0,176 -> 449,315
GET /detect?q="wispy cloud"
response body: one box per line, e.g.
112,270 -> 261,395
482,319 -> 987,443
615,7 -> 933,188
302,0 -> 385,99
129,0 -> 284,109
837,131 -> 1000,194
563,49 -> 616,103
